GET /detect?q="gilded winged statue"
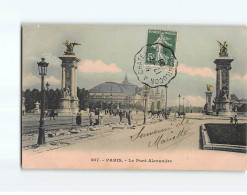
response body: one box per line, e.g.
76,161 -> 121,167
217,40 -> 228,57
63,40 -> 81,55
206,84 -> 213,92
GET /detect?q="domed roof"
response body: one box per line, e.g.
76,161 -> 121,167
89,74 -> 141,95
89,81 -> 139,95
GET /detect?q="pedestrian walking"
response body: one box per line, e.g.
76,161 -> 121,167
127,110 -> 132,125
234,115 -> 238,124
119,110 -> 123,123
76,112 -> 82,126
89,110 -> 94,126
99,110 -> 104,125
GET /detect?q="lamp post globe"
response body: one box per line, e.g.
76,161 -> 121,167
37,58 -> 49,145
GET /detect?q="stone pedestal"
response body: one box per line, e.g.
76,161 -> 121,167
70,96 -> 79,114
34,101 -> 40,114
58,55 -> 80,115
213,57 -> 234,117
57,97 -> 71,115
205,91 -> 213,113
216,99 -> 235,117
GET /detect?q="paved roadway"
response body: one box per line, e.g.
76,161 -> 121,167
22,112 -> 246,135
22,112 -> 148,134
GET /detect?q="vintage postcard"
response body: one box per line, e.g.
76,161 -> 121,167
22,25 -> 247,170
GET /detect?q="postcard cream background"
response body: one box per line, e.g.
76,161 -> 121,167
1,0 -> 247,191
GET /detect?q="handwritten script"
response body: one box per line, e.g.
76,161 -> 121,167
130,118 -> 194,150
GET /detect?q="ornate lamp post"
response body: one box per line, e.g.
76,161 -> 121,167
110,93 -> 113,110
37,58 -> 49,145
178,94 -> 181,112
46,82 -> 50,110
143,84 -> 150,124
128,96 -> 131,110
110,85 -> 113,111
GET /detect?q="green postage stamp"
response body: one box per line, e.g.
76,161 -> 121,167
145,29 -> 177,67
133,29 -> 178,88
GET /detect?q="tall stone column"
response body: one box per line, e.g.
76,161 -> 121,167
205,91 -> 213,113
70,65 -> 75,97
62,66 -> 65,89
216,68 -> 221,98
58,55 -> 80,116
213,57 -> 234,116
74,66 -> 77,97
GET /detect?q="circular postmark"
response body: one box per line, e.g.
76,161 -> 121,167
133,42 -> 178,88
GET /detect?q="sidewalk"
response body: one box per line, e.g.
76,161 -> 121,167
22,116 -> 247,170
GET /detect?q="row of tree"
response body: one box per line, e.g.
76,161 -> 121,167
23,88 -> 204,113
23,87 -> 90,112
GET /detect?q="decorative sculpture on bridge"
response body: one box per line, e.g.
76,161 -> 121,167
58,40 -> 81,115
206,84 -> 213,92
61,85 -> 70,98
63,40 -> 81,55
217,40 -> 228,57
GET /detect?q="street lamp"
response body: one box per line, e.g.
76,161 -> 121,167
37,58 -> 49,145
110,93 -> 113,110
128,96 -> 131,110
178,94 -> 181,112
187,100 -> 190,113
46,82 -> 50,110
165,85 -> 168,119
143,84 -> 150,124
110,84 -> 113,110
183,97 -> 185,113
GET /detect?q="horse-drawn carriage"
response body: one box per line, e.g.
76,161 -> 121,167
148,109 -> 171,118
174,111 -> 186,118
44,110 -> 58,120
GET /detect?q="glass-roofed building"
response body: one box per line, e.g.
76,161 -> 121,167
88,74 -> 164,110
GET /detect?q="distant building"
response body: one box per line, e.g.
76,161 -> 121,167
230,93 -> 247,113
88,74 -> 164,110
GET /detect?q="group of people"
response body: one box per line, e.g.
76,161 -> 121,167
75,108 -> 133,127
75,109 -> 104,127
118,110 -> 132,125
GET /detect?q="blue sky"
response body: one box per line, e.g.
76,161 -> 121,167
22,25 -> 247,106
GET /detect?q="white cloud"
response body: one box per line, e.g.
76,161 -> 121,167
78,60 -> 122,73
23,74 -> 60,88
23,74 -> 40,87
184,95 -> 205,107
45,76 -> 60,85
178,63 -> 216,79
231,73 -> 247,81
178,63 -> 247,82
